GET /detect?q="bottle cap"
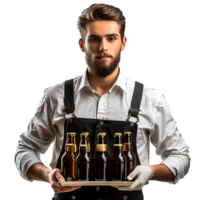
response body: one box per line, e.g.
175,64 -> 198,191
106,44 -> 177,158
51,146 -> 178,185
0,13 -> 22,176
114,132 -> 122,137
81,132 -> 89,136
67,132 -> 76,136
124,132 -> 131,135
97,132 -> 106,137
80,132 -> 88,137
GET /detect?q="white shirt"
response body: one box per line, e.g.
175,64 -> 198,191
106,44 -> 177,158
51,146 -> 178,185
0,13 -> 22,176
14,68 -> 190,185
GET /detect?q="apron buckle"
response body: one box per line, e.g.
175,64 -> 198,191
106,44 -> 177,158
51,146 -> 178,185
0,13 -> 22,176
128,113 -> 139,124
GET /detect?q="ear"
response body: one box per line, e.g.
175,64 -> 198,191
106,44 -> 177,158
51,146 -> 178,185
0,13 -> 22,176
79,39 -> 84,52
121,36 -> 127,51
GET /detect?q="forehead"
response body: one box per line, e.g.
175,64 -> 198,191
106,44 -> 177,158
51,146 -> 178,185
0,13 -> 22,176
85,20 -> 120,37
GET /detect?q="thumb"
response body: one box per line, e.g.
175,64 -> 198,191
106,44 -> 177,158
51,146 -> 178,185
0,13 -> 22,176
127,167 -> 139,180
58,177 -> 65,182
54,169 -> 65,182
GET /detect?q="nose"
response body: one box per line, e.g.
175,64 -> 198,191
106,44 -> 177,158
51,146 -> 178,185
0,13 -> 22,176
99,38 -> 108,52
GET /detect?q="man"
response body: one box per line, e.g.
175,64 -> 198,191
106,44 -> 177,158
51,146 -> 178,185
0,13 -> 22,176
14,3 -> 190,200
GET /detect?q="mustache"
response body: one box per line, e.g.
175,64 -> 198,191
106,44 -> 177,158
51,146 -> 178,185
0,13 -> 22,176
97,54 -> 112,58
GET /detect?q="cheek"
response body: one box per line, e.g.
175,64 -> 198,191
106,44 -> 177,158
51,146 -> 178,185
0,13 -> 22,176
92,47 -> 98,53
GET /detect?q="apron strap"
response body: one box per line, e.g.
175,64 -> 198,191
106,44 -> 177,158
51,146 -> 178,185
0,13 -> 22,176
64,78 -> 143,120
64,79 -> 75,114
128,81 -> 144,123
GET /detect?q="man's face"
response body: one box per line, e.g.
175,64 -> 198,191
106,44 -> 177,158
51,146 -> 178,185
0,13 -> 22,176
80,20 -> 126,78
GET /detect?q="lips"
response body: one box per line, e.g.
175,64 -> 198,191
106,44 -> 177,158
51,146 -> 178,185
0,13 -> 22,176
99,56 -> 110,60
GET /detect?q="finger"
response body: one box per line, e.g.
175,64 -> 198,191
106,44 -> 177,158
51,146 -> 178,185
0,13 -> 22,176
58,178 -> 65,183
127,171 -> 136,180
54,169 -> 65,182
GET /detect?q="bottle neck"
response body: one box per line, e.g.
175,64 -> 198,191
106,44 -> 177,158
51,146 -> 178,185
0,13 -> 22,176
65,144 -> 75,153
96,136 -> 107,153
87,137 -> 90,153
113,137 -> 123,154
123,135 -> 132,152
66,135 -> 76,153
79,137 -> 88,155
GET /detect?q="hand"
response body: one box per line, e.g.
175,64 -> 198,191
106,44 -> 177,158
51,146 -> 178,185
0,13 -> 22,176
48,168 -> 82,193
111,165 -> 153,191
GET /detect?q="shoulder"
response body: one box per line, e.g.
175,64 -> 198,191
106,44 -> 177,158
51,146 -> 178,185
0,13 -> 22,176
43,81 -> 64,102
143,84 -> 163,107
142,84 -> 174,117
124,74 -> 164,108
33,81 -> 64,115
125,76 -> 167,112
43,75 -> 83,101
37,75 -> 82,113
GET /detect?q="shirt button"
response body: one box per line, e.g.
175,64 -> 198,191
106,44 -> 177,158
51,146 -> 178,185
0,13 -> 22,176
124,195 -> 128,200
100,121 -> 104,125
96,186 -> 100,191
71,196 -> 76,199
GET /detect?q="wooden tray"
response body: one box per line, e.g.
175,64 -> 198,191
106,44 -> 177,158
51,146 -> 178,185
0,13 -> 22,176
59,181 -> 133,187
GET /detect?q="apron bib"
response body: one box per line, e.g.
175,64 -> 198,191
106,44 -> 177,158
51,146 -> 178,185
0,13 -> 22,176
53,79 -> 144,200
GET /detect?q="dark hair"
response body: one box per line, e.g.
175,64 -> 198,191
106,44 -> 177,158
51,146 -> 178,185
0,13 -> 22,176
77,3 -> 126,43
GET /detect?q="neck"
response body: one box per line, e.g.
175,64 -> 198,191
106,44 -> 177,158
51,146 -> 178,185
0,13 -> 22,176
87,66 -> 119,96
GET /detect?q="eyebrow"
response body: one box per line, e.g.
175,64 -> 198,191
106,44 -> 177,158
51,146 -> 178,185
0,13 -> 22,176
88,34 -> 119,38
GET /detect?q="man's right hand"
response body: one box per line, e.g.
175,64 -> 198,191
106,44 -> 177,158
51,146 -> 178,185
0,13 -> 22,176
48,168 -> 82,193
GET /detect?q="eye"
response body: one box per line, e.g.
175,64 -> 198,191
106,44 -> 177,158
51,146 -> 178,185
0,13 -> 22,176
109,38 -> 115,41
91,38 -> 98,42
90,37 -> 116,42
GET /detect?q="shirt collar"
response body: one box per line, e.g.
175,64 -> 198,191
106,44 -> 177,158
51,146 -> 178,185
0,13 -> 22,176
78,67 -> 127,94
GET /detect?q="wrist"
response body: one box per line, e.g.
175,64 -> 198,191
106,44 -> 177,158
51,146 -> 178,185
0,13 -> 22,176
41,167 -> 51,183
27,162 -> 51,182
146,165 -> 154,180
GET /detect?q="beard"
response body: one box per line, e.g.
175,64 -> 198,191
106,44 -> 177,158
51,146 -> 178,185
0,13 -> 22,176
85,49 -> 121,78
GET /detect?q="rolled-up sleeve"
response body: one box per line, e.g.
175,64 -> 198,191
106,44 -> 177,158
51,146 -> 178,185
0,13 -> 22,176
150,94 -> 191,184
14,89 -> 56,182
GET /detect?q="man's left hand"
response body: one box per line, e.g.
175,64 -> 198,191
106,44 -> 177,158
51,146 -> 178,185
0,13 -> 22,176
111,165 -> 153,191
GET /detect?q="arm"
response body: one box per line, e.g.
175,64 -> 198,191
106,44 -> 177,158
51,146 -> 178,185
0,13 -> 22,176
151,164 -> 175,182
150,94 -> 191,184
26,162 -> 81,193
26,163 -> 51,183
14,89 -> 56,182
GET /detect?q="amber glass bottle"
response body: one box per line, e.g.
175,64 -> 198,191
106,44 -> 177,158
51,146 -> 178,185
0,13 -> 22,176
93,132 -> 109,181
75,132 -> 92,181
123,131 -> 136,180
108,132 -> 127,181
61,132 -> 77,181
83,132 -> 94,180
84,132 -> 92,159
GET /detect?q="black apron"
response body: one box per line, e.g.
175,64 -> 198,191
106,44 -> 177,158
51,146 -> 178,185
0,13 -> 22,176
53,78 -> 144,200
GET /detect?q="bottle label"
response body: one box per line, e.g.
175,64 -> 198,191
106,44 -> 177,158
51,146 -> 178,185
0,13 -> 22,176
80,144 -> 87,147
114,144 -> 122,146
96,144 -> 107,151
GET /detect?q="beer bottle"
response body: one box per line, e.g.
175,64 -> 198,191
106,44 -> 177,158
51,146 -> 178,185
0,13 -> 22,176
93,132 -> 109,181
84,132 -> 94,180
84,132 -> 92,159
123,132 -> 136,180
61,132 -> 77,181
75,132 -> 92,181
108,132 -> 127,181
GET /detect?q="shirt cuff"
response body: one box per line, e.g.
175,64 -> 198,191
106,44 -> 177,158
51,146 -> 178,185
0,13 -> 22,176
160,155 -> 189,185
16,151 -> 43,182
